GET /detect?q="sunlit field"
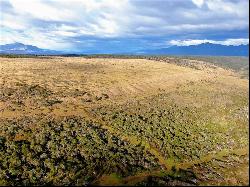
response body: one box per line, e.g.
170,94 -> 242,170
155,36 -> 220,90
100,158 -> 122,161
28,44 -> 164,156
0,56 -> 248,185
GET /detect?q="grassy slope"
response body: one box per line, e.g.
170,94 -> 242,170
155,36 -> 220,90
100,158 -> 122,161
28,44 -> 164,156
0,57 -> 248,185
178,56 -> 249,78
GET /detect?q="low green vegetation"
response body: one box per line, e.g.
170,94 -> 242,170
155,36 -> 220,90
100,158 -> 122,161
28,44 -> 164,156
0,116 -> 160,185
0,56 -> 248,185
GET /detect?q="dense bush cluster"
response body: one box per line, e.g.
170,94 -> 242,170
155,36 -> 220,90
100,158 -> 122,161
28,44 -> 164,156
0,116 -> 160,185
94,93 -> 248,162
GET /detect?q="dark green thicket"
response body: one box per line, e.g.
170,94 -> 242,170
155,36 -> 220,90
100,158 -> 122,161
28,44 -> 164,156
0,116 -> 160,185
94,92 -> 248,162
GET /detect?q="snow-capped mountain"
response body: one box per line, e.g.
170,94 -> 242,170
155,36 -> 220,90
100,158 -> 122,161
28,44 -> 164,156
0,42 -> 61,55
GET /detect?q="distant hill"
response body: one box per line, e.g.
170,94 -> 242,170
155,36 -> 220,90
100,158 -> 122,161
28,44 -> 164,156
0,42 -> 62,55
1,42 -> 249,56
138,43 -> 249,56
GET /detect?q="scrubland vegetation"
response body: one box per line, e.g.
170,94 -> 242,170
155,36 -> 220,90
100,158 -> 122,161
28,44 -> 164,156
0,56 -> 248,185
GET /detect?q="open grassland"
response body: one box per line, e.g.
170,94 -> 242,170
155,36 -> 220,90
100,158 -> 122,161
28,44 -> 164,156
175,56 -> 249,79
0,56 -> 248,186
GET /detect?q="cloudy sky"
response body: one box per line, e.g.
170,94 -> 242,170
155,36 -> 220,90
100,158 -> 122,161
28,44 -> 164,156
0,0 -> 249,53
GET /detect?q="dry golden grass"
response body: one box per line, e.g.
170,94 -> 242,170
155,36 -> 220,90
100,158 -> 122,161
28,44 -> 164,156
0,57 -> 244,114
0,57 -> 248,186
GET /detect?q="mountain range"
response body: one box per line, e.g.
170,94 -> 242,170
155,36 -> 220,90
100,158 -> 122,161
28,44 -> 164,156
0,42 -> 61,55
138,43 -> 249,56
0,42 -> 249,56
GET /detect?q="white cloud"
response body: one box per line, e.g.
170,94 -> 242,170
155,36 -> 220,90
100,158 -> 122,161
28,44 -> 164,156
52,30 -> 79,37
192,0 -> 204,8
0,29 -> 72,50
1,19 -> 26,30
0,0 -> 249,50
169,38 -> 249,46
205,0 -> 249,18
8,0 -> 76,21
220,38 -> 249,46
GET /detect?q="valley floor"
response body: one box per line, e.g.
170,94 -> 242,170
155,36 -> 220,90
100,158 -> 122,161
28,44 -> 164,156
0,57 -> 248,185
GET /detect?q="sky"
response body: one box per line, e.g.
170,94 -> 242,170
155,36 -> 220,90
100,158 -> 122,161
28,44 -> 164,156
0,0 -> 249,53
